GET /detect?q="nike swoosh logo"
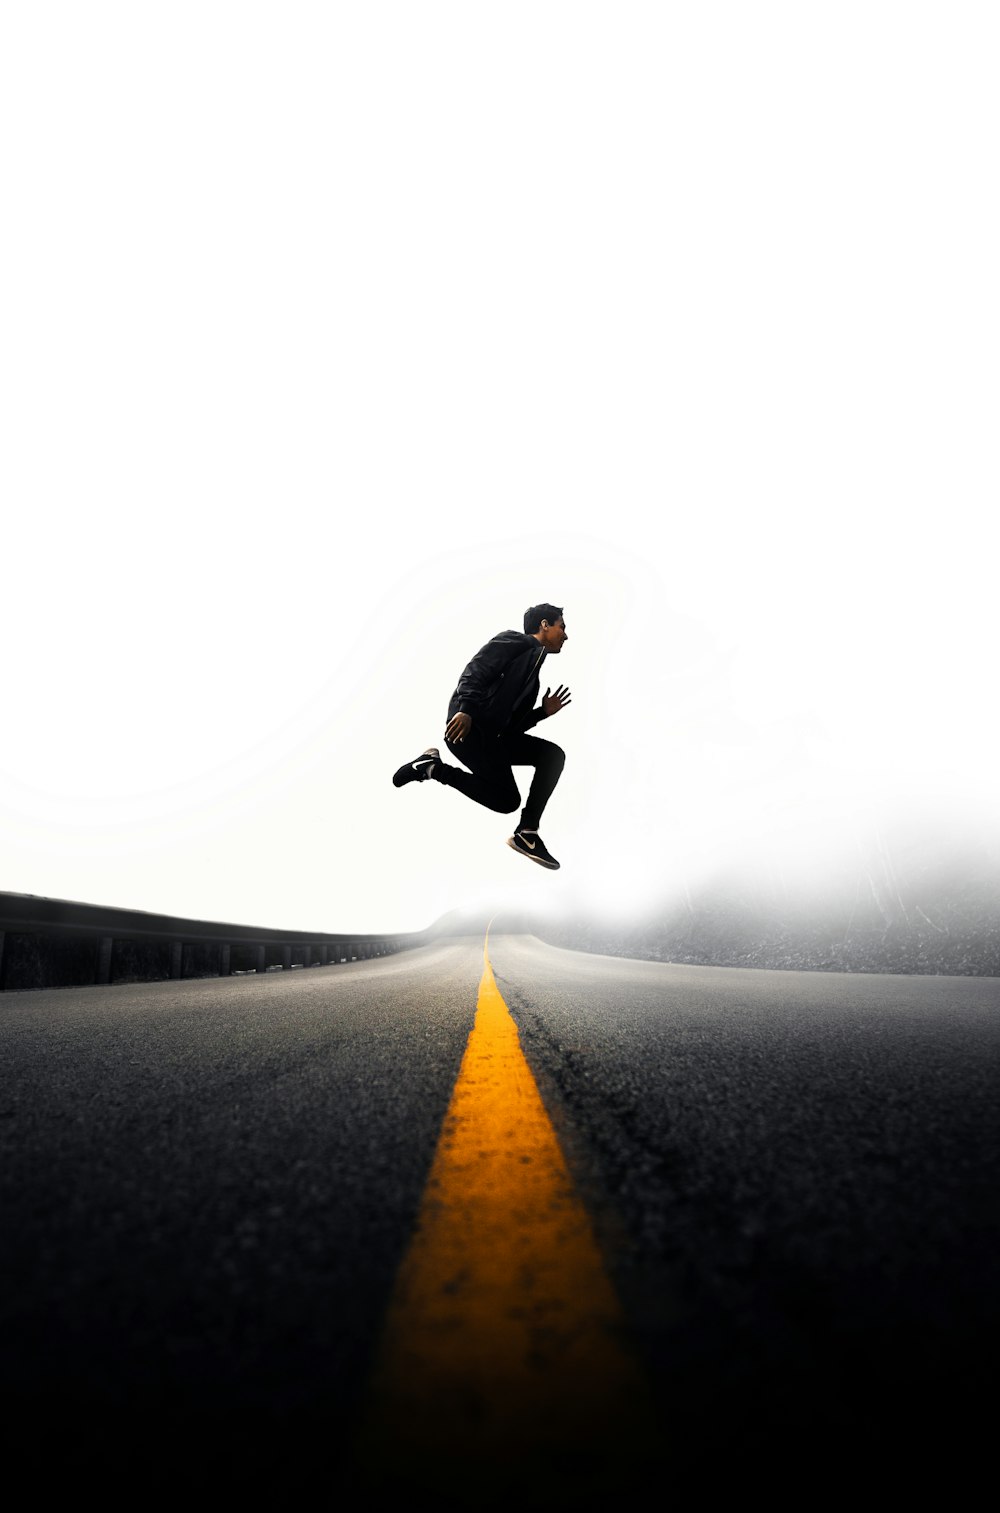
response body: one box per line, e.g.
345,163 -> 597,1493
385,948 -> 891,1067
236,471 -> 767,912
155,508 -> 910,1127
520,836 -> 536,850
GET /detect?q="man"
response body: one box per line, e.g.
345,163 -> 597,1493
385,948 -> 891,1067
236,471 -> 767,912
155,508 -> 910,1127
392,603 -> 571,869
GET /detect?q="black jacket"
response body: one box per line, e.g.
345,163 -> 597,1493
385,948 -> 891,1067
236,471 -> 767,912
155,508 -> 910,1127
447,630 -> 549,736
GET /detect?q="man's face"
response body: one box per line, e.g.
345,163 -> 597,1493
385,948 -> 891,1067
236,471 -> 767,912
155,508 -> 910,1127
538,616 -> 568,653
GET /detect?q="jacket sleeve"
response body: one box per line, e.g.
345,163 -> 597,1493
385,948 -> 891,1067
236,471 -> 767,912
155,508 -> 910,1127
455,637 -> 527,718
518,704 -> 547,732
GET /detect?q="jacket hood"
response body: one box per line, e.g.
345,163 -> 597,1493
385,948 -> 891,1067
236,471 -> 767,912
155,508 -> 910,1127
495,630 -> 540,648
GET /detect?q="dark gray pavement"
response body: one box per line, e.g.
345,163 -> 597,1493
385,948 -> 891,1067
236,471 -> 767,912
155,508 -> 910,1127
2,935 -> 998,1503
490,935 -> 1000,1498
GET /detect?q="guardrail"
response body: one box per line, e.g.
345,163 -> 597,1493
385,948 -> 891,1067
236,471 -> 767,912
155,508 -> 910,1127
0,891 -> 433,993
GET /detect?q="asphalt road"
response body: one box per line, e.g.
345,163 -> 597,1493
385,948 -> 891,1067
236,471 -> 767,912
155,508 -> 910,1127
2,934 -> 997,1504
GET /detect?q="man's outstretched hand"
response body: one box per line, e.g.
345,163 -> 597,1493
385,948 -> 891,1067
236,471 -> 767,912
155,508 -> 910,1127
542,685 -> 572,718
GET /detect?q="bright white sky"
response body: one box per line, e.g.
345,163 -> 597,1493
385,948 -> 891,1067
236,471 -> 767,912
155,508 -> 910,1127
2,4 -> 997,934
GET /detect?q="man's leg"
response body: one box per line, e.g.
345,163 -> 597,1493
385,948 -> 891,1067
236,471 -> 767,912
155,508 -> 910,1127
432,727 -> 521,814
499,733 -> 565,831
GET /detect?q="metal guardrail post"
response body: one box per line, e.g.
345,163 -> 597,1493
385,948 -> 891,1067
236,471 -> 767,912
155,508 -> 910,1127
282,946 -> 292,971
170,942 -> 183,979
256,945 -> 266,974
219,944 -> 231,977
0,931 -> 5,990
303,946 -> 311,968
96,937 -> 113,986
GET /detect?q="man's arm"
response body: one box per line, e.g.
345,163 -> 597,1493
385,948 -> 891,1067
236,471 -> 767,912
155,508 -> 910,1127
447,636 -> 532,741
452,637 -> 523,716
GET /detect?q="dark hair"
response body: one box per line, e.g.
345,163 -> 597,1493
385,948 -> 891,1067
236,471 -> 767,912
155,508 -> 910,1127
524,603 -> 564,634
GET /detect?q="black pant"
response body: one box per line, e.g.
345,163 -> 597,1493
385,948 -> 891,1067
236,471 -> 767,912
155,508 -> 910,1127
435,726 -> 565,831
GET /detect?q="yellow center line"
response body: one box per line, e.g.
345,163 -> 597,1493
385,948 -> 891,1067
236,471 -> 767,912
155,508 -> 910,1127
352,926 -> 658,1493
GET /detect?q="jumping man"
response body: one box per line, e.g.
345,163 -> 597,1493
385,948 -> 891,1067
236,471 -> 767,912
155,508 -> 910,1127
392,603 -> 571,869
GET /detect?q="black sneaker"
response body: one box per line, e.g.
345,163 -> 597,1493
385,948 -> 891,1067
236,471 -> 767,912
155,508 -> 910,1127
507,828 -> 560,869
392,747 -> 440,787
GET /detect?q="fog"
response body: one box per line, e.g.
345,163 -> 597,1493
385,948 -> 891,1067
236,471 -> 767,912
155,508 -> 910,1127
2,5 -> 996,938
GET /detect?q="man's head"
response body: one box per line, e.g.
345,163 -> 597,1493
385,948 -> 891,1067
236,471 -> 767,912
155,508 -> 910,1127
524,603 -> 568,653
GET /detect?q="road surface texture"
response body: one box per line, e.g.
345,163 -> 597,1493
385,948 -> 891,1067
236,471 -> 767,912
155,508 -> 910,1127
2,933 -> 997,1506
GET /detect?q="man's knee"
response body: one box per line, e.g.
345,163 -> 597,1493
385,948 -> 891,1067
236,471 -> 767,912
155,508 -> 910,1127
487,782 -> 521,814
499,783 -> 522,813
546,743 -> 566,773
